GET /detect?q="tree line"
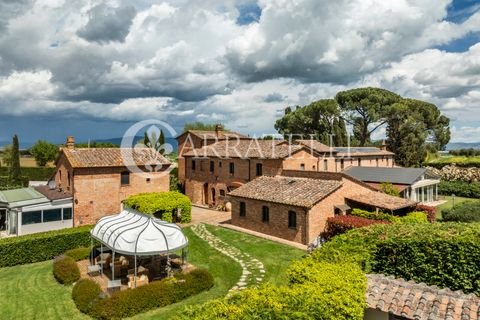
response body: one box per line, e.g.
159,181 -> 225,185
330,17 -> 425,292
274,87 -> 450,167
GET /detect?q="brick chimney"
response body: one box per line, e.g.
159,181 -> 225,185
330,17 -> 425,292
380,140 -> 387,151
215,124 -> 224,137
66,136 -> 75,149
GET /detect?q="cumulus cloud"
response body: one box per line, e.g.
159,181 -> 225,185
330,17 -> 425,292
225,0 -> 479,83
0,0 -> 479,142
77,3 -> 137,43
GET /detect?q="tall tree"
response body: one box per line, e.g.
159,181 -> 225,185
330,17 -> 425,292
8,135 -> 21,186
385,99 -> 450,166
159,130 -> 166,155
335,87 -> 401,146
275,99 -> 347,146
30,140 -> 58,167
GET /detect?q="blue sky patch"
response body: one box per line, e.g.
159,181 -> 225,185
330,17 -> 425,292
236,2 -> 261,25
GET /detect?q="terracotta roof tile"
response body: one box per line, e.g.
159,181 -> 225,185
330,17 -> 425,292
228,175 -> 342,207
346,192 -> 417,211
367,274 -> 480,320
61,148 -> 170,168
295,140 -> 334,153
183,140 -> 305,159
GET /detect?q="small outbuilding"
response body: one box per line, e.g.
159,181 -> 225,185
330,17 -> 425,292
0,186 -> 73,237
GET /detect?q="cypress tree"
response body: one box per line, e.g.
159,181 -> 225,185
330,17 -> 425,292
8,135 -> 21,186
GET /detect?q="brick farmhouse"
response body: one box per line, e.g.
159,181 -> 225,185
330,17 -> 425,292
55,137 -> 170,226
177,126 -> 395,207
176,127 -> 416,244
229,170 -> 415,244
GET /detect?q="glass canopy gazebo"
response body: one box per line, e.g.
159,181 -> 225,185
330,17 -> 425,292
89,208 -> 188,289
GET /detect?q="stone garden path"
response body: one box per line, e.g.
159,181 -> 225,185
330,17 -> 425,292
190,223 -> 265,293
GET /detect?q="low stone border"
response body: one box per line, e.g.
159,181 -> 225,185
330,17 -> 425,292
190,224 -> 265,292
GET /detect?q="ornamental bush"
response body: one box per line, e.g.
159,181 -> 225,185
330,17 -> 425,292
324,215 -> 390,240
312,223 -> 480,295
124,191 -> 192,223
415,204 -> 436,223
177,262 -> 366,320
72,279 -> 102,314
0,225 -> 92,267
442,202 -> 480,223
65,247 -> 91,261
90,269 -> 213,319
350,208 -> 399,222
53,255 -> 80,285
398,212 -> 428,224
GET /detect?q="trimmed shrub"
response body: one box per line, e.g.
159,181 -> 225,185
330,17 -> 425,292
398,211 -> 428,224
90,269 -> 213,319
442,202 -> 480,223
124,191 -> 192,223
53,255 -> 80,284
65,247 -> 91,261
0,225 -> 92,267
350,208 -> 399,222
72,279 -> 102,314
438,180 -> 480,198
324,215 -> 390,240
416,204 -> 436,223
312,223 -> 480,295
177,262 -> 366,320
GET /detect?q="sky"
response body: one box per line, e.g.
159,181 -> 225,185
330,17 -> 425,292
0,0 -> 479,145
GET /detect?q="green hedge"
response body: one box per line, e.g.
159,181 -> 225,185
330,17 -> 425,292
124,191 -> 192,223
177,262 -> 366,320
53,255 -> 80,285
90,269 -> 213,319
0,226 -> 92,267
350,208 -> 399,222
350,209 -> 428,224
312,223 -> 480,295
72,279 -> 102,314
65,247 -> 91,261
442,202 -> 480,223
438,180 -> 480,198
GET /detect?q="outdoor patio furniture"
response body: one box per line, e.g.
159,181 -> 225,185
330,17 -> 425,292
128,266 -> 149,278
87,264 -> 101,276
128,274 -> 149,288
107,279 -> 122,294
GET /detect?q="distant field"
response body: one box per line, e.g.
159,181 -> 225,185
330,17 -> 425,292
427,155 -> 480,167
0,156 -> 54,168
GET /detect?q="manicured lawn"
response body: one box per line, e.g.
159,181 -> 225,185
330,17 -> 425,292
0,261 -> 88,320
206,225 -> 306,286
437,195 -> 480,219
0,225 -> 304,319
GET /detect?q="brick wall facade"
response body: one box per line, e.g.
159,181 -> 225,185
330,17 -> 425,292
229,175 -> 375,245
230,196 -> 308,243
184,156 -> 284,205
55,153 -> 169,226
